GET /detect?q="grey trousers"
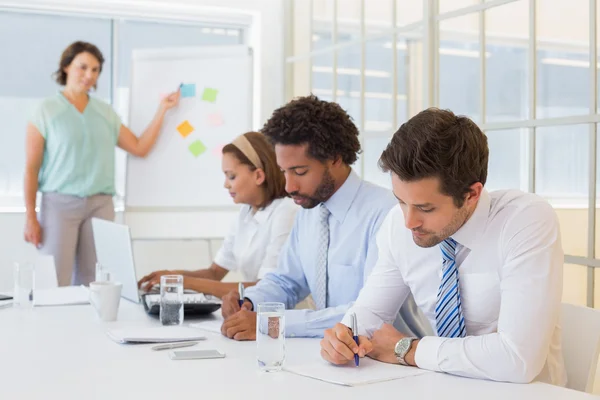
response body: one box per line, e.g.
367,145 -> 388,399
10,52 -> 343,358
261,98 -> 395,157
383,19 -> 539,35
38,193 -> 115,287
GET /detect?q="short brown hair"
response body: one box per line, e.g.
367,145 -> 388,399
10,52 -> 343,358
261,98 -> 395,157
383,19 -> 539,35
222,132 -> 287,208
53,41 -> 105,88
261,95 -> 361,165
379,108 -> 489,207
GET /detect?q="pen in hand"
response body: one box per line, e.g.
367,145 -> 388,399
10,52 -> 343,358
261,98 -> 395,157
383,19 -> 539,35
350,312 -> 359,367
238,282 -> 244,308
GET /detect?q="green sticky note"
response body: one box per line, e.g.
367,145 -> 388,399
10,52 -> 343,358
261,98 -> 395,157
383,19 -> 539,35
188,140 -> 206,157
202,88 -> 218,103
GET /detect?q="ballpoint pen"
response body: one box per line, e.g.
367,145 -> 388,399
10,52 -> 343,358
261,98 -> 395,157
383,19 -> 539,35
151,341 -> 199,351
238,282 -> 244,308
350,312 -> 359,367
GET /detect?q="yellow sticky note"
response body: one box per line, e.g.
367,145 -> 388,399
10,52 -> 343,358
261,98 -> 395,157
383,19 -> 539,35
177,120 -> 194,138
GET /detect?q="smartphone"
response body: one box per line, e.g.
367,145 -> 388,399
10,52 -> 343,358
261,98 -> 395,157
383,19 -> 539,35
169,349 -> 226,360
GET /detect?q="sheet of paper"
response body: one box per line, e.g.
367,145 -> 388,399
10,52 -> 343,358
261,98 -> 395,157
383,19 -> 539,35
180,83 -> 196,98
284,357 -> 430,387
33,286 -> 89,307
106,326 -> 207,344
188,140 -> 206,157
189,319 -> 223,334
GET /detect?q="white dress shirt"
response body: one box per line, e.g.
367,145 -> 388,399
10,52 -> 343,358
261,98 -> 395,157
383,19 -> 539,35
214,197 -> 298,282
342,189 -> 567,386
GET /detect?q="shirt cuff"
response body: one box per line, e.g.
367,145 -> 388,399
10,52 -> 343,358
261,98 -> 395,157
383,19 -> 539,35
244,288 -> 268,311
414,336 -> 446,372
284,309 -> 307,338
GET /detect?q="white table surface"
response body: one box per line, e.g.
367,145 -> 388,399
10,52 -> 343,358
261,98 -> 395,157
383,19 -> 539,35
0,301 -> 597,400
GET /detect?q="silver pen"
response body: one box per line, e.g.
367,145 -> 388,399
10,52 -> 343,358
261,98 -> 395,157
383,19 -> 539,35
151,341 -> 199,351
238,282 -> 245,308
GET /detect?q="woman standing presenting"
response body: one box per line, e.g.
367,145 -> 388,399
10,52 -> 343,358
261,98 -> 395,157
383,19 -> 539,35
23,41 -> 180,286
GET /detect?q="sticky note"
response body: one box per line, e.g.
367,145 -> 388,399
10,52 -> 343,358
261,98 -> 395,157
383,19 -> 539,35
189,140 -> 206,157
180,83 -> 196,98
202,88 -> 218,103
207,112 -> 224,127
177,120 -> 194,138
212,145 -> 224,157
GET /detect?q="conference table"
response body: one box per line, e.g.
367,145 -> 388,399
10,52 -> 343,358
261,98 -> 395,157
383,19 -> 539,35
1,300 -> 598,400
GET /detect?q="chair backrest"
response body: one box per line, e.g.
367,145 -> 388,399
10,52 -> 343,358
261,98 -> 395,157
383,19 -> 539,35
34,255 -> 58,290
561,302 -> 600,392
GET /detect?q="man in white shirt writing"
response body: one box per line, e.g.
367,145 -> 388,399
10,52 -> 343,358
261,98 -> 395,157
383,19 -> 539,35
320,108 -> 567,386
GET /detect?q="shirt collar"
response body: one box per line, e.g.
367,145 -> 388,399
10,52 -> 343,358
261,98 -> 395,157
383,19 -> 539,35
243,198 -> 280,225
450,189 -> 491,250
322,170 -> 361,224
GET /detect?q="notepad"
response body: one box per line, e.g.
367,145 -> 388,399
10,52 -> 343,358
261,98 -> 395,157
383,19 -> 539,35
106,326 -> 207,344
33,286 -> 90,307
284,357 -> 430,387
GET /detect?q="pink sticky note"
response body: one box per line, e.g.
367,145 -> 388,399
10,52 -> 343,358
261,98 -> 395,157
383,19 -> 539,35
212,145 -> 224,158
207,112 -> 224,127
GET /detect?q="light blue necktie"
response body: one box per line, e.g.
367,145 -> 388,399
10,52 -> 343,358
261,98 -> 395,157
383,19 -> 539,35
313,204 -> 330,310
435,238 -> 466,338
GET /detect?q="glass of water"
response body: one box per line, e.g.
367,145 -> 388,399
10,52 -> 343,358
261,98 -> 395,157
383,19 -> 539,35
160,275 -> 183,326
13,262 -> 34,309
256,302 -> 285,372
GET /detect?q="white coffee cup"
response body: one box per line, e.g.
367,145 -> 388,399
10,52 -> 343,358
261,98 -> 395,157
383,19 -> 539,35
89,281 -> 122,322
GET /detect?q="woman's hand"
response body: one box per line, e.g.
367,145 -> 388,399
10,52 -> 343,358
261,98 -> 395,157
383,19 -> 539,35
24,217 -> 42,248
160,90 -> 180,112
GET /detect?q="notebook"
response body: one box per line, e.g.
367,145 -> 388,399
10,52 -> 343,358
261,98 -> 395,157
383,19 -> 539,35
106,326 -> 207,344
33,286 -> 90,307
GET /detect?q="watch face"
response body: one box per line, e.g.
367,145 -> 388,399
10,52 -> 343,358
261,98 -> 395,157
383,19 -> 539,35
395,338 -> 410,356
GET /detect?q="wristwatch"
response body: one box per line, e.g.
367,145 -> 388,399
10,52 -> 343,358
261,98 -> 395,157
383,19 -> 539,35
394,337 -> 417,365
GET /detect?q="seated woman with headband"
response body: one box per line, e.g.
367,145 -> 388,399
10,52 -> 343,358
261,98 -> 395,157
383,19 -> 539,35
138,132 -> 298,298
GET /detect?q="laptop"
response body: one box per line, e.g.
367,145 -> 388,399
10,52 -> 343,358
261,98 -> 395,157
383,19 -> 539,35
92,218 -> 142,303
91,218 -> 222,315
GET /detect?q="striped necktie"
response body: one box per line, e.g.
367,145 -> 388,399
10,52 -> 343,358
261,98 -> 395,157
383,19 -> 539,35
435,238 -> 466,338
313,204 -> 330,310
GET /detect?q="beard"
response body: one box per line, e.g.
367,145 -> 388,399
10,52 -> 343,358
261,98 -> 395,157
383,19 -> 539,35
412,203 -> 471,248
290,168 -> 336,209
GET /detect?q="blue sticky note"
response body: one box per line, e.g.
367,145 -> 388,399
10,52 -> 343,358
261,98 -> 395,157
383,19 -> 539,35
180,83 -> 196,98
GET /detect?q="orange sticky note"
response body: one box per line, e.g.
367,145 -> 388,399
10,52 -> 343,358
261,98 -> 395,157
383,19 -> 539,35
177,120 -> 194,138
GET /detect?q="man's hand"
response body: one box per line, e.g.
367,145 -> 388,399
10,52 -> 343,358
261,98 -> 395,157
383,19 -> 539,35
221,309 -> 257,341
368,323 -> 416,365
320,323 -> 372,365
221,290 -> 252,318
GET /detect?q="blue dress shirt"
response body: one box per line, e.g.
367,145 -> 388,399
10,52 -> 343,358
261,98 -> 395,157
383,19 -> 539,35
245,170 -> 429,338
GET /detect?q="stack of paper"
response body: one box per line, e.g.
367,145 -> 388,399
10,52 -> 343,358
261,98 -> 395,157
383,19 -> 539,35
106,326 -> 207,344
33,286 -> 89,307
284,357 -> 431,387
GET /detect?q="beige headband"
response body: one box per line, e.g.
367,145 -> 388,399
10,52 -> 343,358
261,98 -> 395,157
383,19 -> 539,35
231,134 -> 264,170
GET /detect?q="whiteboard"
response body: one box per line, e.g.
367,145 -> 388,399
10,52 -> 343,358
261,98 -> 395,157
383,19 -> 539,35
125,46 -> 252,209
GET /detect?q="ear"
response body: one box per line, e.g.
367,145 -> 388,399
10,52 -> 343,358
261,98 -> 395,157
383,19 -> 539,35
254,168 -> 266,186
330,155 -> 343,168
464,182 -> 483,207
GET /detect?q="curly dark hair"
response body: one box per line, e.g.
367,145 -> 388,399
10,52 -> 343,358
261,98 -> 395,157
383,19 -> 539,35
261,95 -> 361,165
379,108 -> 488,207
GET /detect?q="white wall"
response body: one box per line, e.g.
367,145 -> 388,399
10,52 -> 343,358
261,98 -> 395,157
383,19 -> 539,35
0,0 -> 287,291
